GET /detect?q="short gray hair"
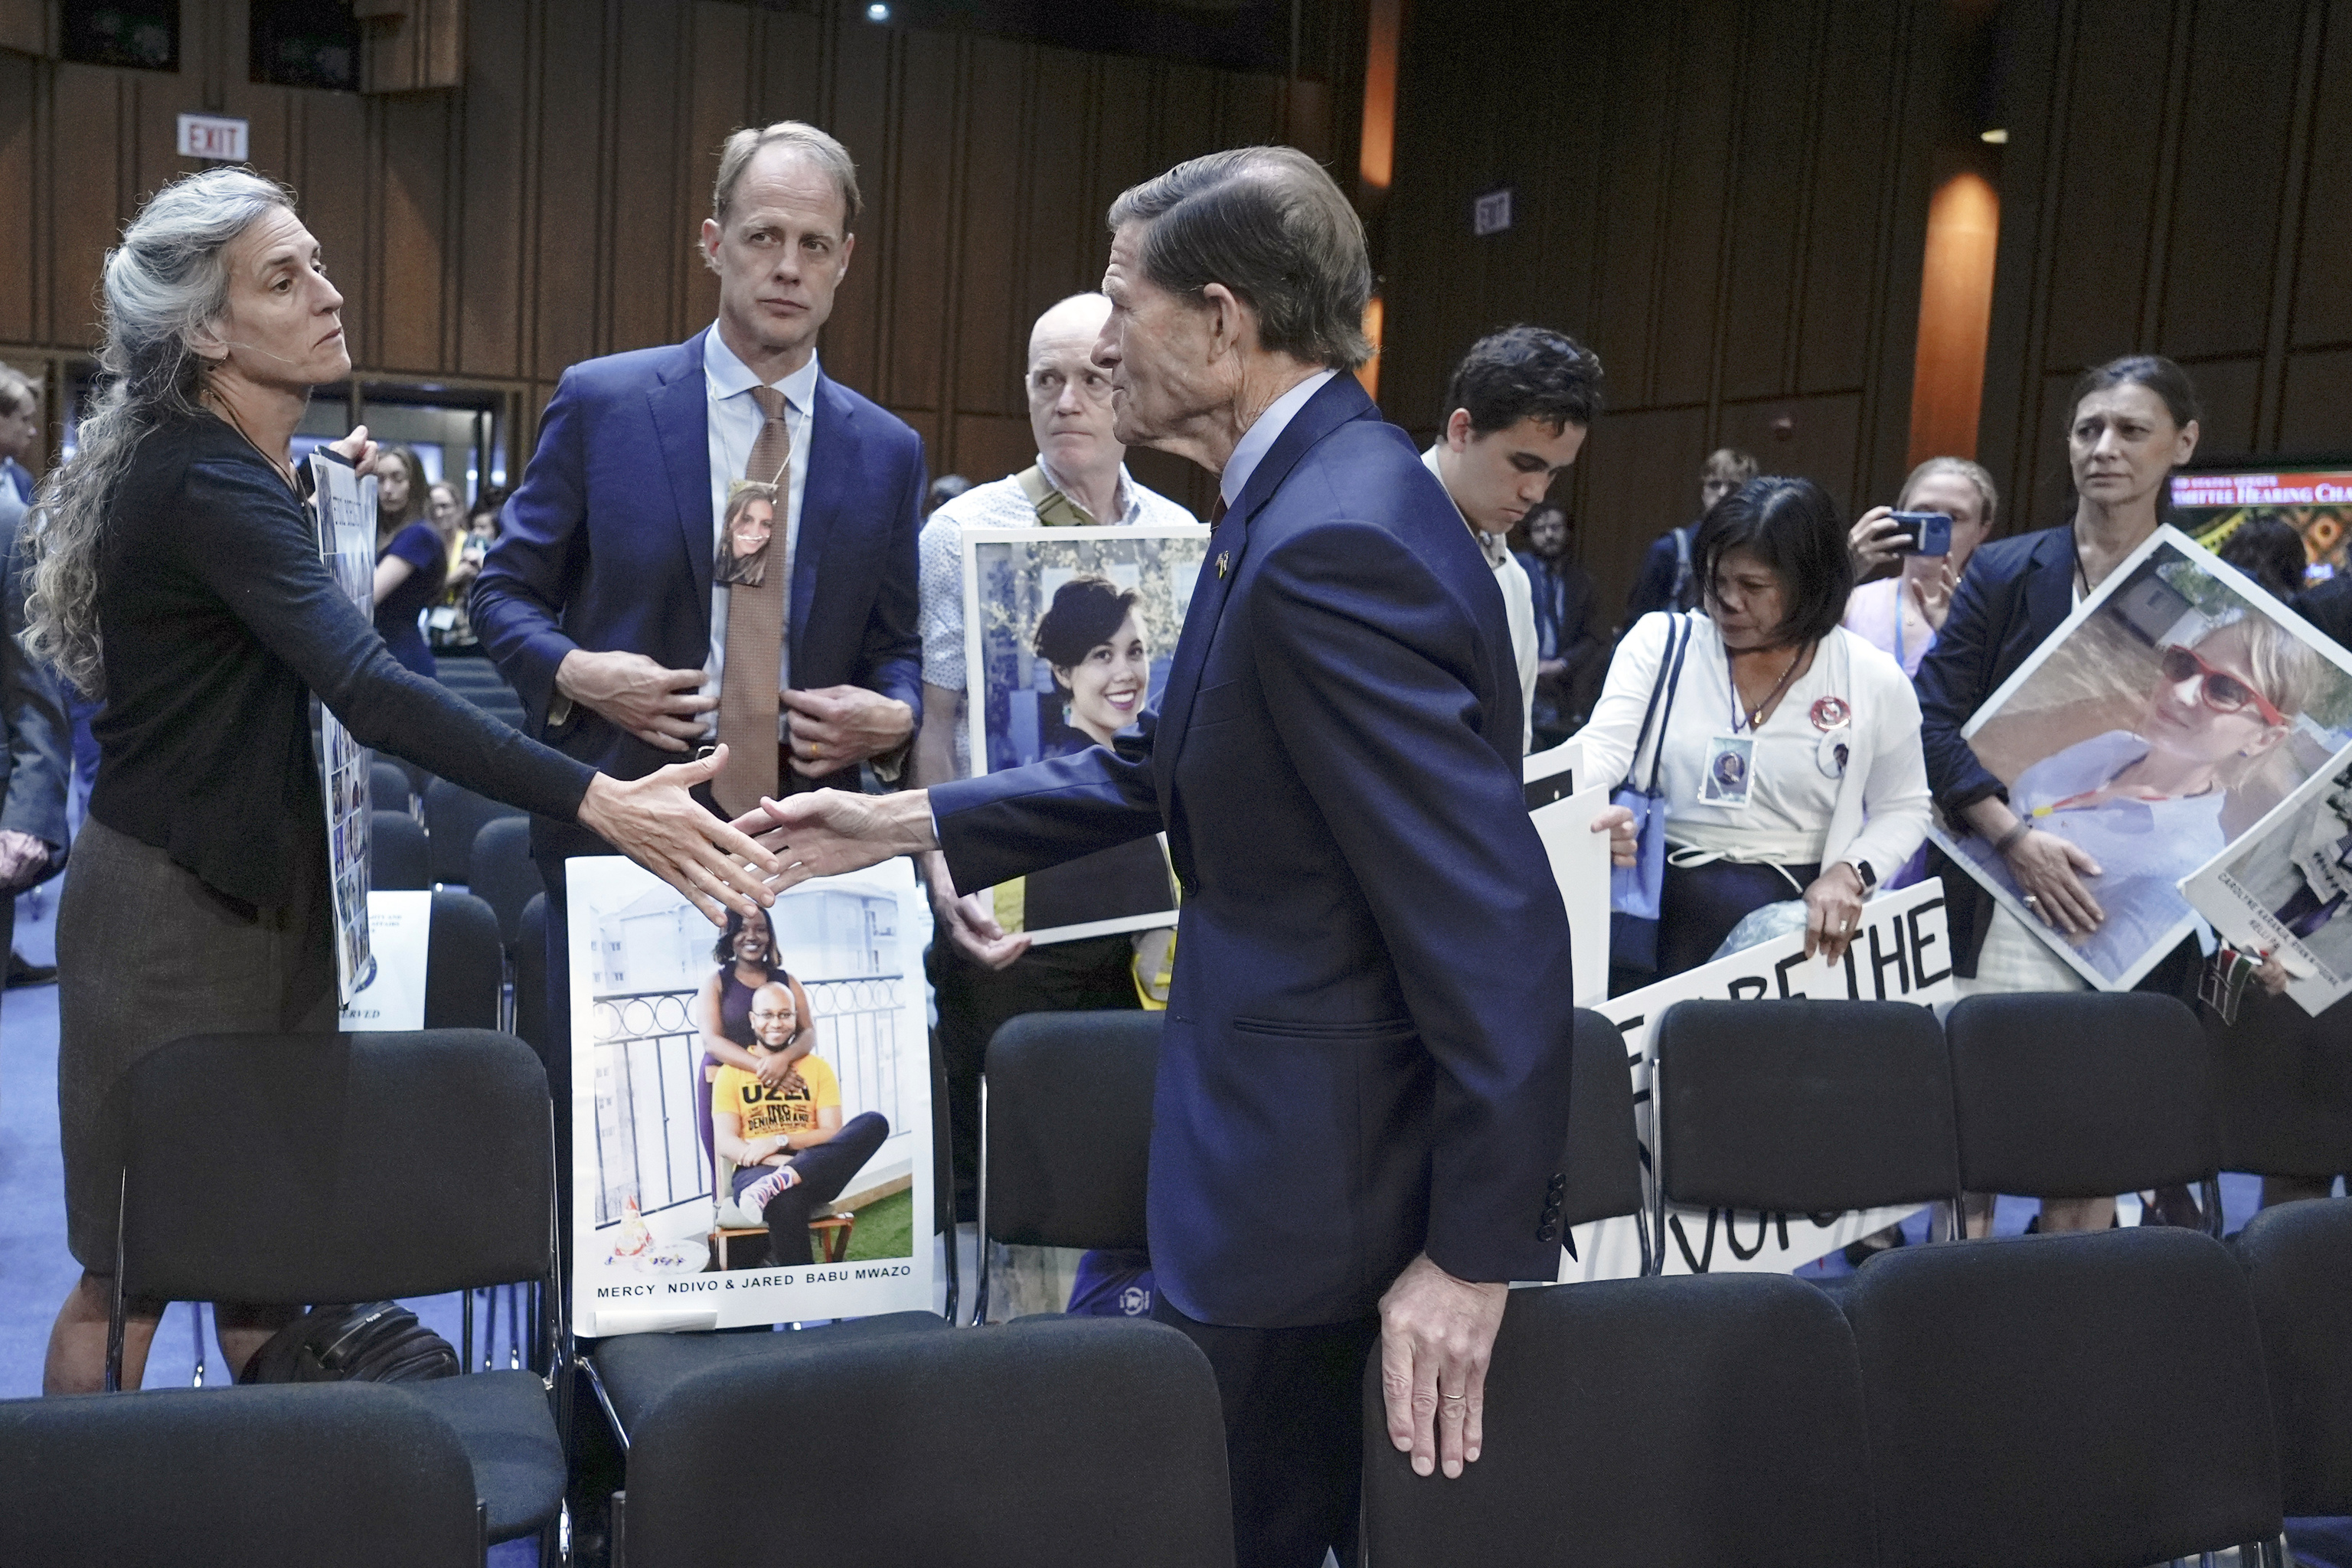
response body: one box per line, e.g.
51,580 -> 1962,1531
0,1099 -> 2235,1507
1107,147 -> 1371,371
1899,455 -> 2000,531
711,122 -> 861,229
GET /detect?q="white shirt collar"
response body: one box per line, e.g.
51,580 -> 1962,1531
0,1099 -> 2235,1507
1220,368 -> 1339,511
1035,452 -> 1135,524
703,327 -> 822,413
1423,443 -> 1511,568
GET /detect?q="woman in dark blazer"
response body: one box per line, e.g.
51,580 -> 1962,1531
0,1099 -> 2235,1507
27,168 -> 781,1393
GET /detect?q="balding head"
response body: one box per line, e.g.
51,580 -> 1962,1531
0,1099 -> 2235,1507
1027,293 -> 1124,496
747,981 -> 802,1052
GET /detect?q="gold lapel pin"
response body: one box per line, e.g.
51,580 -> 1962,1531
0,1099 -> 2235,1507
1216,550 -> 1230,579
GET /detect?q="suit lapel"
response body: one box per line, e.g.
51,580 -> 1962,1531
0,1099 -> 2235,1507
649,331 -> 716,619
1152,374 -> 1380,805
794,375 -> 854,681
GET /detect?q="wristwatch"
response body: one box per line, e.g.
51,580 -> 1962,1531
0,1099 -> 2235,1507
1851,860 -> 1878,892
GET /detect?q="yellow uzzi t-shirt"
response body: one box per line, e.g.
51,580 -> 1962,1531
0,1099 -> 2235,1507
712,1054 -> 841,1141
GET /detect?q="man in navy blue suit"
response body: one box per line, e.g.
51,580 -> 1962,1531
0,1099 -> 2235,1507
472,122 -> 924,1080
756,147 -> 1577,1567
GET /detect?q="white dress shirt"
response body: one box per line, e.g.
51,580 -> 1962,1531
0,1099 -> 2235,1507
1423,445 -> 1539,753
1219,369 -> 1338,511
700,330 -> 819,733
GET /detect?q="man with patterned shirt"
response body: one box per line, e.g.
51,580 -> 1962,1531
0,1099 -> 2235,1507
910,290 -> 1194,1220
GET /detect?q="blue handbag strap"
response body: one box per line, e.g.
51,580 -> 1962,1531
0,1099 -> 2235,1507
1624,614 -> 1694,795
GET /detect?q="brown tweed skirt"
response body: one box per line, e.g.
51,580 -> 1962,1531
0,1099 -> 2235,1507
56,816 -> 338,1271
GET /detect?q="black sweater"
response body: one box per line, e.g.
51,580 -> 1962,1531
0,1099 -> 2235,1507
90,411 -> 593,907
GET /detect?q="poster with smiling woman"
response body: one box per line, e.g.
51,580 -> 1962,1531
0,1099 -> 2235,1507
959,522 -> 1208,944
1929,527 -> 2352,990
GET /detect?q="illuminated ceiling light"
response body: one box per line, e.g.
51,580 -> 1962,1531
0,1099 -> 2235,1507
865,3 -> 890,20
1979,128 -> 2009,144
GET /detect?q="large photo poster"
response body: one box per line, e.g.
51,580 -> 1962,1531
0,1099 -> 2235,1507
309,451 -> 377,1005
567,858 -> 934,1337
1565,880 -> 1956,1282
1927,527 -> 2352,990
959,523 -> 1208,944
2181,746 -> 2352,1016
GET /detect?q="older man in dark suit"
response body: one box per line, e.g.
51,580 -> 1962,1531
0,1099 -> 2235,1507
473,121 -> 924,1081
756,147 -> 1577,1568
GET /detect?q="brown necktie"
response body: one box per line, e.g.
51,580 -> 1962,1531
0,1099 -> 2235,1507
715,385 -> 790,817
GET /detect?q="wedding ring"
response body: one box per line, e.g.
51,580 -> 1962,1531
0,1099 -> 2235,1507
812,740 -> 825,760
1439,1393 -> 1467,1404
2021,893 -> 2042,913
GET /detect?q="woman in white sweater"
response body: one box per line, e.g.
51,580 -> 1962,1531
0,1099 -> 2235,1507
1587,476 -> 1932,980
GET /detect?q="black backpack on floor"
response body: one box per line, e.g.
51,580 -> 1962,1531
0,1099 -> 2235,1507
240,1301 -> 460,1384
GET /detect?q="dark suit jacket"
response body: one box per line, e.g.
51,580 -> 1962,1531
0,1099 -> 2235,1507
472,330 -> 924,814
929,374 -> 1576,1328
1918,524 -> 2101,976
0,487 -> 70,863
2298,573 -> 2352,653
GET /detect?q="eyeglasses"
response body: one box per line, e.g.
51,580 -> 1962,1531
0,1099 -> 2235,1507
2156,645 -> 2287,727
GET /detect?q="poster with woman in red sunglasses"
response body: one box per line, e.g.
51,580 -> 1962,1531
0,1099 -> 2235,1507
1932,528 -> 2352,988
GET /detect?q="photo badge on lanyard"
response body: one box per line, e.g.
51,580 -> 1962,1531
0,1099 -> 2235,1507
1702,733 -> 1755,808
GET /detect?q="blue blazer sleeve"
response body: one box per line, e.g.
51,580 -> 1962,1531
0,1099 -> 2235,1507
471,367 -> 591,731
1251,517 -> 1573,1286
857,434 -> 924,717
931,718 -> 1164,888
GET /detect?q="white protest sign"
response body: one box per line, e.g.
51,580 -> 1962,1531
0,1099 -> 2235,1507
1533,781 -> 1612,1006
567,856 -> 936,1336
1561,878 -> 1956,1282
308,452 -> 378,1007
338,890 -> 432,1031
2181,744 -> 2352,1016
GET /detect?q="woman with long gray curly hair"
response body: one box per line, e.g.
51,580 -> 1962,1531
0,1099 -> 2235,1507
32,167 -> 784,1395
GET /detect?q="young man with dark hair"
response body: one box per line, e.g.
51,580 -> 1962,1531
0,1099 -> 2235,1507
1423,325 -> 1603,752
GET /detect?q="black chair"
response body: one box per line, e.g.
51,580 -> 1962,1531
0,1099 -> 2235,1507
1648,998 -> 1962,1273
1362,1273 -> 1873,1566
2233,1197 -> 2352,1526
106,1029 -> 567,1553
974,1009 -> 1158,1322
371,756 -> 414,814
469,815 -> 544,953
1843,1227 -> 2282,1567
616,1318 -> 1232,1568
2210,991 -> 2352,1193
1944,991 -> 2220,1231
423,779 -> 524,889
514,892 -> 549,1066
426,890 -> 505,1031
1561,1008 -> 1646,1268
0,1383 -> 485,1567
372,808 -> 432,891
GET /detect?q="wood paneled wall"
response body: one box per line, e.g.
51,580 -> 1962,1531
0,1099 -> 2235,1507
0,0 -> 1342,514
1377,0 -> 1949,625
1978,0 -> 2352,532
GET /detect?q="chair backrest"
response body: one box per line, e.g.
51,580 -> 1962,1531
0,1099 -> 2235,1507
1653,998 -> 1958,1214
623,1318 -> 1232,1568
2233,1197 -> 2352,1514
2209,990 -> 2352,1178
1362,1272 -> 1873,1566
982,1009 -> 1158,1249
1944,991 -> 2215,1196
514,893 -> 550,1067
425,890 -> 504,1031
1844,1227 -> 2282,1567
369,757 -> 413,815
1562,1008 -> 1642,1230
468,815 -> 544,950
423,778 -> 524,887
0,1383 -> 481,1568
119,1028 -> 552,1304
371,808 -> 431,892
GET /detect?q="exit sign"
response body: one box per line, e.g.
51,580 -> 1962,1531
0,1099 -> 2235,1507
1472,187 -> 1514,237
177,113 -> 250,162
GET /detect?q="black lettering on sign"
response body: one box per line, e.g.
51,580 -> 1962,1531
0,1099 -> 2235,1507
1616,1014 -> 1647,1037
1774,949 -> 1810,998
1909,897 -> 1952,986
1807,1211 -> 1844,1229
1774,1212 -> 1791,1250
1868,916 -> 1909,998
1725,1210 -> 1770,1260
1842,944 -> 1860,998
1726,977 -> 1769,1001
1669,1209 -> 1718,1272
